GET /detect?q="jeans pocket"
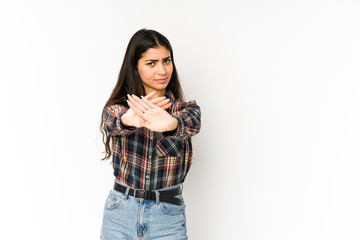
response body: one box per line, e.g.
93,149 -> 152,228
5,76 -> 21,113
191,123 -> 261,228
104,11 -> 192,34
160,196 -> 185,216
104,189 -> 123,210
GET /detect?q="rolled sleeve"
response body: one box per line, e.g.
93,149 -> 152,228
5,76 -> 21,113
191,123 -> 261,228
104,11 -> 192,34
103,104 -> 136,136
163,100 -> 201,140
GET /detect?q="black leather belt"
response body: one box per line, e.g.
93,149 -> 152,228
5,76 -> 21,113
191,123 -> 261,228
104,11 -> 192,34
113,181 -> 183,206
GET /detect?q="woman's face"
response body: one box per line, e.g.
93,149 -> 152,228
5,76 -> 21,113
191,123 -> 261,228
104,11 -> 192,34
137,46 -> 173,96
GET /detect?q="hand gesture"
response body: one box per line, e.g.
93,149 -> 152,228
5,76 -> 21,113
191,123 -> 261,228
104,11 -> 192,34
127,93 -> 178,132
120,91 -> 171,128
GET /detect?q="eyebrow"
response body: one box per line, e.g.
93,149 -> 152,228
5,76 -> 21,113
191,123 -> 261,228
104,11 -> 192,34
145,56 -> 171,62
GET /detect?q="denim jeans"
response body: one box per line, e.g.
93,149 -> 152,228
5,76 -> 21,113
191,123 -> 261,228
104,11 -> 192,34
100,180 -> 188,240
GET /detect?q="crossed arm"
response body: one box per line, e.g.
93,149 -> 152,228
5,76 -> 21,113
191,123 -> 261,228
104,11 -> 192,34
119,90 -> 201,139
104,91 -> 201,139
121,91 -> 179,133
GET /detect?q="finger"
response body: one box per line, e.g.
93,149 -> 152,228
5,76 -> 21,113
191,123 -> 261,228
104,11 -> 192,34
132,94 -> 153,110
143,90 -> 156,99
161,102 -> 171,110
141,96 -> 158,109
128,94 -> 147,112
128,95 -> 147,112
127,100 -> 144,117
150,96 -> 167,104
156,98 -> 170,107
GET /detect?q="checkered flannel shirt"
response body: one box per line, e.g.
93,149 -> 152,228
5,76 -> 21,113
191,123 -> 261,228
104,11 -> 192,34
103,90 -> 201,190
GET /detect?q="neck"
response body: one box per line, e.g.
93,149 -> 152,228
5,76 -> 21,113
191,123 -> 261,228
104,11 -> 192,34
146,89 -> 166,100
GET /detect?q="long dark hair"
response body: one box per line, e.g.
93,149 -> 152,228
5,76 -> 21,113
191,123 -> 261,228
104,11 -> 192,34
100,29 -> 184,161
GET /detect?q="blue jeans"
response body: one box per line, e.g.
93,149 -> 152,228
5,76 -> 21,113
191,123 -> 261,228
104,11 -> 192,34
100,180 -> 188,240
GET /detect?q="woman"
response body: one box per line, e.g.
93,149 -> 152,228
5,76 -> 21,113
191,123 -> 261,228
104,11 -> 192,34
99,29 -> 201,239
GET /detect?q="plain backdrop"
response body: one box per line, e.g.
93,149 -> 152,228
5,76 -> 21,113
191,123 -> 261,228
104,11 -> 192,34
1,0 -> 360,239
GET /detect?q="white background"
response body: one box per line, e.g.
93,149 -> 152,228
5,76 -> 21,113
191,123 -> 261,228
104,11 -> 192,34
1,0 -> 360,239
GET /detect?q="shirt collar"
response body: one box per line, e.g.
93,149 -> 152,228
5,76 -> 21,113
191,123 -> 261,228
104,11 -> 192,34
165,89 -> 176,101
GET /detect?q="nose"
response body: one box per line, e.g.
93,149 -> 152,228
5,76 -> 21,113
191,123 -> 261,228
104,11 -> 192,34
157,63 -> 166,75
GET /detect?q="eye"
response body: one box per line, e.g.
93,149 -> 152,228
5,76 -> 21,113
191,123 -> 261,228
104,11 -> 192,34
146,62 -> 155,66
164,58 -> 172,64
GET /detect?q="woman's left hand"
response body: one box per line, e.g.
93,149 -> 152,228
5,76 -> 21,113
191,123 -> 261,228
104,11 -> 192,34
127,94 -> 178,132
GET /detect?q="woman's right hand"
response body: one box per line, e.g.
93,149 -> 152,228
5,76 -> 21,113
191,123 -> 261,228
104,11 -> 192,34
120,107 -> 145,128
120,91 -> 170,128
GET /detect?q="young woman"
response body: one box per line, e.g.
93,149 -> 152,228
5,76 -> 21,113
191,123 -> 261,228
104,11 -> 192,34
99,29 -> 201,239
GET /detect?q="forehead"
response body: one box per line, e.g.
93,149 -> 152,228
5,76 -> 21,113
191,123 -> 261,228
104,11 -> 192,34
140,46 -> 170,60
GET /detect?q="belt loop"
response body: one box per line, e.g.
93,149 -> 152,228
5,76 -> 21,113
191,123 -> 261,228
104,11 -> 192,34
124,187 -> 130,200
155,190 -> 160,205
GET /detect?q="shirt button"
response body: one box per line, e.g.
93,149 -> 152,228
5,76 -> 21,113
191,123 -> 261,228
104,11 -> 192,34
146,175 -> 149,179
150,137 -> 153,140
149,155 -> 152,159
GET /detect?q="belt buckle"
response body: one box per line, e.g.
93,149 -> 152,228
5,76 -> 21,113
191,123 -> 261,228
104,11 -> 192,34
133,189 -> 141,201
133,189 -> 151,201
133,189 -> 148,201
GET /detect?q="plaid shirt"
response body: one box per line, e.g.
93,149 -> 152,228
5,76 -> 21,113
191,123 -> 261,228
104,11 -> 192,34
103,90 -> 201,190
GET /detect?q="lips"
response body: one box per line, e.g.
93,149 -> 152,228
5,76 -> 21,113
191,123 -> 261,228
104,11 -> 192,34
155,78 -> 167,83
